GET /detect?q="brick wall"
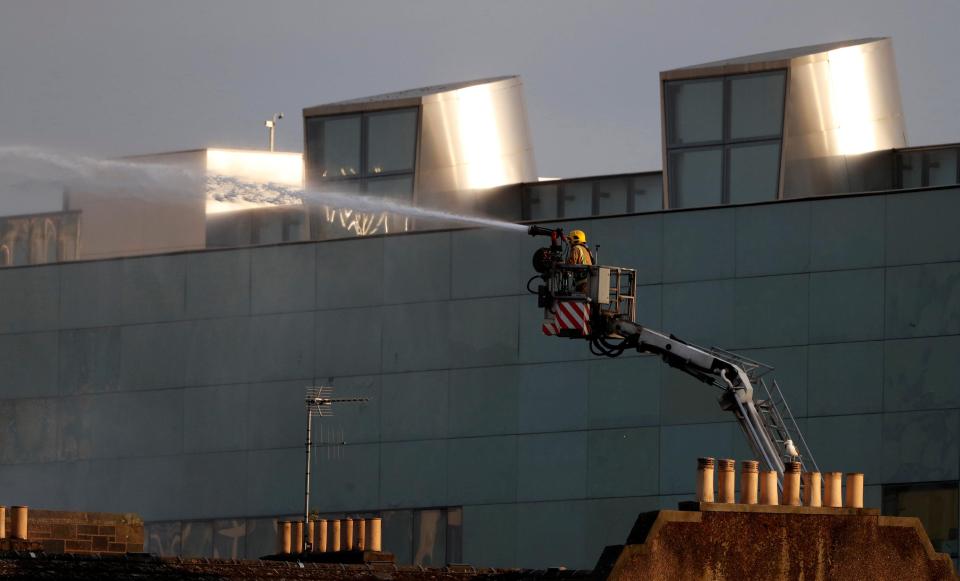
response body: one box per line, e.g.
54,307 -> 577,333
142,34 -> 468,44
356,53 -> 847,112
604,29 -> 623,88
3,509 -> 143,555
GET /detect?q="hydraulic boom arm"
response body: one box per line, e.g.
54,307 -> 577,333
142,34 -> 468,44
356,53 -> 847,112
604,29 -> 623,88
526,225 -> 816,484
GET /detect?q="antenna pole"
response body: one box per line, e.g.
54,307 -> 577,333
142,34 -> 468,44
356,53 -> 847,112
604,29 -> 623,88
303,407 -> 313,551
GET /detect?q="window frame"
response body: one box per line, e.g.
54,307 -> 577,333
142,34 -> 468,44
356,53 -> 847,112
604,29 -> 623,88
664,70 -> 788,208
305,106 -> 420,185
895,146 -> 960,189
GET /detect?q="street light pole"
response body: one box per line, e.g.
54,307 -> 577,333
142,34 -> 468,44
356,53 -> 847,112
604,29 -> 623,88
265,113 -> 284,152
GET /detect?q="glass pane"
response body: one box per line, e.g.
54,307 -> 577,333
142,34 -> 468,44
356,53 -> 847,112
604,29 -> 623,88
366,108 -> 418,175
309,180 -> 364,240
595,178 -> 628,215
446,508 -> 463,564
926,149 -> 959,186
305,115 -> 361,179
899,151 -> 923,188
561,182 -> 593,218
666,79 -> 723,146
282,209 -> 308,242
729,72 -> 786,140
252,212 -> 283,245
181,521 -> 214,558
413,509 -> 446,567
526,184 -> 559,220
629,174 -> 664,212
366,175 -> 414,233
382,510 -> 413,565
366,175 -> 414,202
727,141 -> 781,204
883,483 -> 959,558
669,148 -> 722,208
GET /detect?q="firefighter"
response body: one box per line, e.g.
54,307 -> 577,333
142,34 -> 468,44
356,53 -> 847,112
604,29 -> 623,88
567,229 -> 593,265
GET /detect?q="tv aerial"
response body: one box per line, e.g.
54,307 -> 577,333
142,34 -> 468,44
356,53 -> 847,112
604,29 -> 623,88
302,385 -> 369,550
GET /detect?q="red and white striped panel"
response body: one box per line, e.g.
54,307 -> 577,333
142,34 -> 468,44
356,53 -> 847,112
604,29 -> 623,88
542,301 -> 591,336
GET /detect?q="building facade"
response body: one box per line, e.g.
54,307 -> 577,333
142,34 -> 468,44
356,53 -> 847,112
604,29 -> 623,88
0,38 -> 958,568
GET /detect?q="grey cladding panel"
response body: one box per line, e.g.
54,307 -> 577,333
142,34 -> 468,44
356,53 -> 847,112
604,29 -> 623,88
247,312 -> 314,382
661,279 -> 735,348
315,307 -> 381,377
245,448 -> 302,517
59,328 -> 120,395
807,342 -> 884,416
881,410 -> 959,483
245,380 -> 309,450
316,237 -> 384,309
886,189 -> 960,265
0,332 -> 58,399
60,261 -> 123,328
447,436 -> 518,505
448,366 -> 518,437
451,228 -> 522,299
182,451 -> 248,519
516,500 -> 587,570
185,318 -> 250,386
884,336 -> 960,411
810,195 -> 885,271
184,384 -> 248,453
251,244 -> 316,315
885,262 -> 960,338
0,397 -> 59,463
518,362 -> 588,433
311,443 -> 380,512
381,301 -> 450,373
121,255 -> 187,325
120,322 -> 191,390
380,370 -> 448,441
0,265 -> 59,333
809,269 -> 884,343
517,431 -> 587,502
587,427 -> 659,498
380,440 -> 448,508
186,249 -> 251,318
663,208 -> 735,282
588,357 -> 660,429
383,232 -> 451,304
60,390 -> 184,460
81,456 -> 185,521
734,274 -> 809,348
448,296 -> 519,368
735,202 -> 811,277
462,504 -> 517,568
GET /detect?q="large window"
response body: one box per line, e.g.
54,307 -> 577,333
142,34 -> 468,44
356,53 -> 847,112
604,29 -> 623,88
523,173 -> 663,220
883,481 -> 959,560
305,107 -> 419,237
898,147 -> 960,188
382,507 -> 462,566
665,71 -> 786,208
305,107 -> 418,186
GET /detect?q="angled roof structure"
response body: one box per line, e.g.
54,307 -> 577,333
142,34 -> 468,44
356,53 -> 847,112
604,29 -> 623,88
303,75 -> 520,116
671,37 -> 885,73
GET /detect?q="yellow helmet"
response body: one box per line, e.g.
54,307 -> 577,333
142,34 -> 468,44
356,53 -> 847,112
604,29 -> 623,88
568,229 -> 587,245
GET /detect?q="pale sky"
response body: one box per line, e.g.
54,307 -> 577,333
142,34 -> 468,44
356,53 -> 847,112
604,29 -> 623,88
1,0 -> 957,178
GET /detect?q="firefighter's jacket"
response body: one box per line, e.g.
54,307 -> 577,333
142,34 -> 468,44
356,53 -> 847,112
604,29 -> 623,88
569,244 -> 593,266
